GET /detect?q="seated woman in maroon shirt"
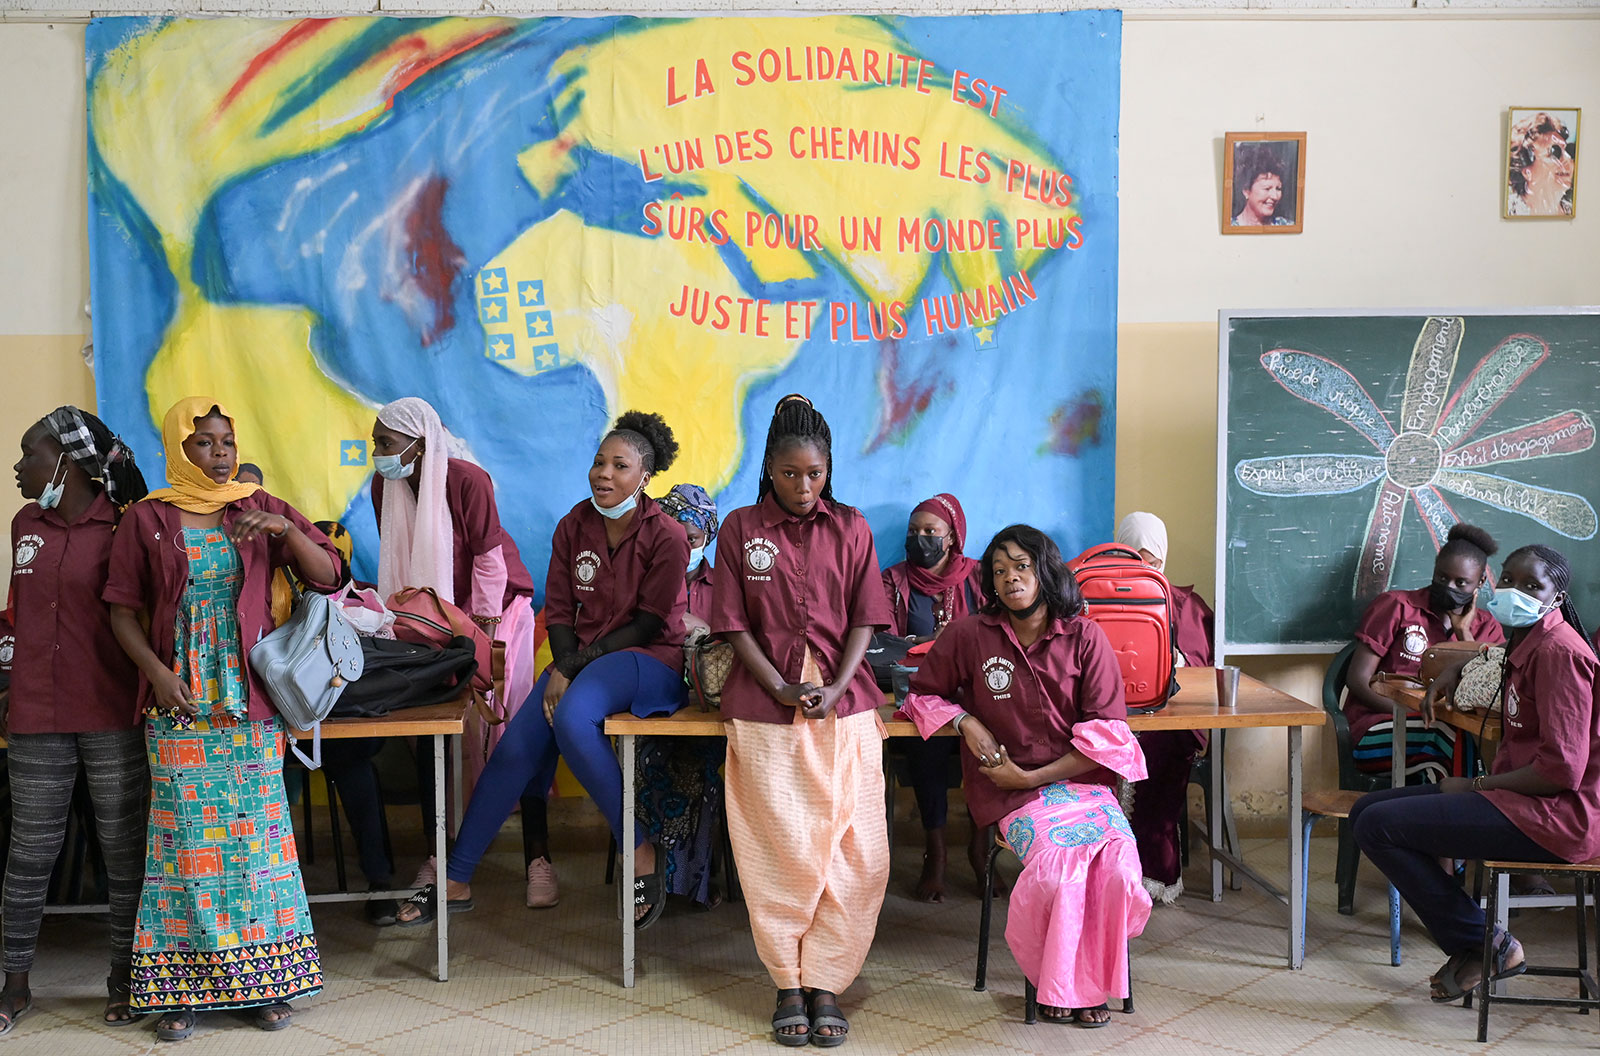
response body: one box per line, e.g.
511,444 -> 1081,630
1346,524 -> 1503,784
1353,543 -> 1600,1003
881,493 -> 985,902
1,407 -> 149,1034
904,524 -> 1150,1027
399,411 -> 690,929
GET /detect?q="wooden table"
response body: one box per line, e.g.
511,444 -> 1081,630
290,701 -> 467,982
604,668 -> 1324,985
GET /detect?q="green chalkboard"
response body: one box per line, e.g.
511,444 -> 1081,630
1218,309 -> 1600,654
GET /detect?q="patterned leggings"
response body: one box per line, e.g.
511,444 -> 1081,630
2,729 -> 148,973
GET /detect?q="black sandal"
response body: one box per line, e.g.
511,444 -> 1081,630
253,1002 -> 293,1031
105,974 -> 141,1027
807,990 -> 849,1048
633,845 -> 668,931
771,988 -> 810,1047
396,883 -> 474,928
1074,1003 -> 1111,1028
1038,1004 -> 1074,1024
156,1009 -> 196,1042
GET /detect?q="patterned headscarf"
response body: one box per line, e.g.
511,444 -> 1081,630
658,483 -> 719,542
40,405 -> 144,506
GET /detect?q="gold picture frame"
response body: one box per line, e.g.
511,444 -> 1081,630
1222,132 -> 1307,235
1504,107 -> 1579,220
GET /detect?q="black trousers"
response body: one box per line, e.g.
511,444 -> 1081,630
1352,784 -> 1559,956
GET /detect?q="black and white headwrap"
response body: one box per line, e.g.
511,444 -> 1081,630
40,406 -> 139,506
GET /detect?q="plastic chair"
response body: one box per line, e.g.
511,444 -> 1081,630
1300,790 -> 1400,965
1321,642 -> 1390,915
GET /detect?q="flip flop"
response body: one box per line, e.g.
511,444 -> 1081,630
807,991 -> 849,1048
155,1009 -> 196,1042
253,1002 -> 293,1031
0,995 -> 31,1038
633,845 -> 668,931
1038,1005 -> 1074,1024
772,988 -> 810,1047
1074,1003 -> 1112,1028
396,883 -> 474,928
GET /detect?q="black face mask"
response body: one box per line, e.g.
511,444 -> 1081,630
905,534 -> 946,569
1429,582 -> 1477,613
1004,593 -> 1046,619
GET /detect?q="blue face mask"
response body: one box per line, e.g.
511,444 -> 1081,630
1486,587 -> 1553,628
688,545 -> 705,569
36,454 -> 66,510
591,483 -> 642,521
373,439 -> 418,481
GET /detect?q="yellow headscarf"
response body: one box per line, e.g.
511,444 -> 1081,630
142,397 -> 261,514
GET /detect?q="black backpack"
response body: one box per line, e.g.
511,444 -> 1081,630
329,636 -> 480,718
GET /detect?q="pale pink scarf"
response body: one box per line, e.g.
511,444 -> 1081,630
376,397 -> 459,603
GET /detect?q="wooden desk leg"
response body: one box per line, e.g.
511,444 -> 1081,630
1210,727 -> 1223,903
622,733 -> 636,989
1287,726 -> 1304,970
435,732 -> 449,982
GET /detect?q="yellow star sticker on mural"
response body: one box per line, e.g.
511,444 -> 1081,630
484,301 -> 505,321
975,326 -> 995,346
531,316 -> 550,335
343,442 -> 364,462
483,272 -> 506,292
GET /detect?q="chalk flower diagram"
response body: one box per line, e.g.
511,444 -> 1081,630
1234,317 -> 1597,599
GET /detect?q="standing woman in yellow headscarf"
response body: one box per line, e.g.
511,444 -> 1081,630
104,399 -> 343,1042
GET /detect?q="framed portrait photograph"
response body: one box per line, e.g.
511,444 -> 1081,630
1222,132 -> 1307,235
1505,107 -> 1579,219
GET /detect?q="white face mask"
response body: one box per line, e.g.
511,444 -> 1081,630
592,481 -> 644,520
37,454 -> 67,510
373,438 -> 419,480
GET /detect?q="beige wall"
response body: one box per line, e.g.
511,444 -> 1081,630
4,14 -> 1598,820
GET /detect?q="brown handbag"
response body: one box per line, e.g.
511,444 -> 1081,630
683,628 -> 735,712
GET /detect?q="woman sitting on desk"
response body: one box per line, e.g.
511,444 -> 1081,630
1353,543 -> 1600,1003
1345,524 -> 1503,785
903,524 -> 1150,1027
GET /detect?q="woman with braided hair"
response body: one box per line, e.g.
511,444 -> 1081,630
0,407 -> 148,1035
398,411 -> 691,929
1353,543 -> 1600,1005
711,394 -> 892,1047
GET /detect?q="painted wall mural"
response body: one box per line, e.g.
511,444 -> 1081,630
88,13 -> 1121,587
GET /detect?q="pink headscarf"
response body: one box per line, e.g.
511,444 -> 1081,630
376,397 -> 459,603
906,492 -> 981,599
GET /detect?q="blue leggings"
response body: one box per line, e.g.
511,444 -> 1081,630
447,651 -> 684,885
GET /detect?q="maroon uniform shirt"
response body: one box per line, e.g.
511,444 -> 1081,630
711,495 -> 890,724
909,610 -> 1127,828
373,458 -> 534,607
7,492 -> 141,733
543,495 -> 688,673
1170,585 -> 1215,668
1348,587 -> 1504,741
1482,610 -> 1600,863
102,492 -> 343,722
686,559 -> 714,622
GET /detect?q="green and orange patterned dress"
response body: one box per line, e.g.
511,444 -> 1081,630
128,527 -> 322,1012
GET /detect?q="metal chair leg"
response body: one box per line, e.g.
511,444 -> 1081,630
1476,867 -> 1499,1041
1023,980 -> 1037,1024
325,774 -> 349,894
975,826 -> 998,992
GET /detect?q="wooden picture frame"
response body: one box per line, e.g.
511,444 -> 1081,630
1504,107 -> 1579,220
1222,132 -> 1307,235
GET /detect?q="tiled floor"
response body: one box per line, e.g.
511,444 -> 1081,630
6,801 -> 1596,1055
